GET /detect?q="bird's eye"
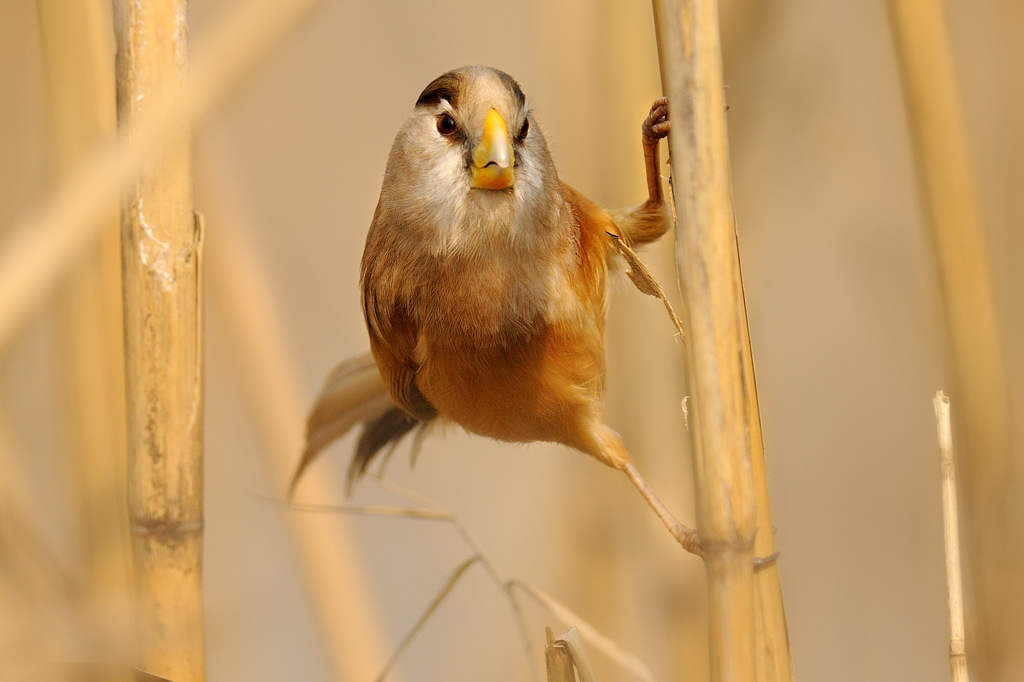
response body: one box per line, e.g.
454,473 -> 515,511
436,113 -> 457,136
519,117 -> 530,139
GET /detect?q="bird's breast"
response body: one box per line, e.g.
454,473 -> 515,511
410,236 -> 596,349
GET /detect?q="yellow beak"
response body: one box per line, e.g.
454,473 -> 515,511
471,109 -> 515,190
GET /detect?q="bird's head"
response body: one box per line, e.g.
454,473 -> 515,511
375,66 -> 566,261
382,66 -> 558,210
411,66 -> 532,191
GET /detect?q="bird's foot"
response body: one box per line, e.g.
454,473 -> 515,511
672,527 -> 779,569
623,462 -> 781,567
641,97 -> 671,205
642,96 -> 670,148
670,522 -> 704,558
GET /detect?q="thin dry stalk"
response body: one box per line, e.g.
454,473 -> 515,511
545,628 -> 575,682
281,488 -> 541,681
285,484 -> 656,682
889,2 -> 1018,676
373,556 -> 479,682
36,0 -> 131,655
934,392 -> 970,682
560,628 -> 600,682
115,0 -> 204,679
651,0 -> 793,680
199,152 -> 393,681
0,0 -> 320,353
513,581 -> 654,682
889,1 -> 1019,676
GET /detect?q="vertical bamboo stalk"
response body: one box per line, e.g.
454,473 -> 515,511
36,0 -> 131,655
115,0 -> 205,679
934,392 -> 970,682
651,0 -> 792,680
888,2 -> 1018,679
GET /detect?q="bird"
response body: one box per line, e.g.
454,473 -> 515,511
292,65 -> 700,555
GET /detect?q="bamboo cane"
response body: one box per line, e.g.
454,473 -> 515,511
115,0 -> 205,679
651,1 -> 793,680
888,2 -> 1018,678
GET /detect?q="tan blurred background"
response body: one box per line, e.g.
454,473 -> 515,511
2,0 -> 1023,680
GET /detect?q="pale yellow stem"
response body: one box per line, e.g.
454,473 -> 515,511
934,392 -> 970,682
115,0 -> 204,679
889,1 -> 1018,677
651,0 -> 793,680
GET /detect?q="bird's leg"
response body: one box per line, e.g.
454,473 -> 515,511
641,96 -> 670,207
623,463 -> 779,567
613,98 -> 673,247
593,426 -> 701,556
622,462 -> 703,558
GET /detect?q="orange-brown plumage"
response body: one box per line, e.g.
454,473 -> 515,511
293,65 -> 673,493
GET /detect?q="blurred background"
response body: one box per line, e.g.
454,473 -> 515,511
2,0 -> 1022,680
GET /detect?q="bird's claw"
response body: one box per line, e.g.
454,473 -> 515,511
642,96 -> 671,147
672,525 -> 781,570
671,523 -> 704,558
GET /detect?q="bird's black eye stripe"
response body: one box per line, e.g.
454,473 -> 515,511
436,113 -> 457,136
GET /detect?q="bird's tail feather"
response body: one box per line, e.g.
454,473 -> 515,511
291,352 -> 420,496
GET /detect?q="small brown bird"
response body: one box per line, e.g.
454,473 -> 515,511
294,66 -> 698,553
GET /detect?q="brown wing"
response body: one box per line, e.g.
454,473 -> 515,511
559,181 -> 619,269
361,290 -> 435,421
360,207 -> 437,424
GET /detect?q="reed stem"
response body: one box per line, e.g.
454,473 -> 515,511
889,1 -> 1018,676
115,0 -> 205,678
934,392 -> 970,682
651,0 -> 793,679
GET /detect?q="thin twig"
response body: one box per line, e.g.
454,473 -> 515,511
278,480 -> 542,682
933,392 -> 970,682
373,556 -> 481,682
374,478 -> 544,682
513,582 -> 655,682
890,1 -> 1014,672
274,500 -> 453,522
279,478 -> 657,682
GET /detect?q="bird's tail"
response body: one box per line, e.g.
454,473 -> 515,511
290,352 -> 421,497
